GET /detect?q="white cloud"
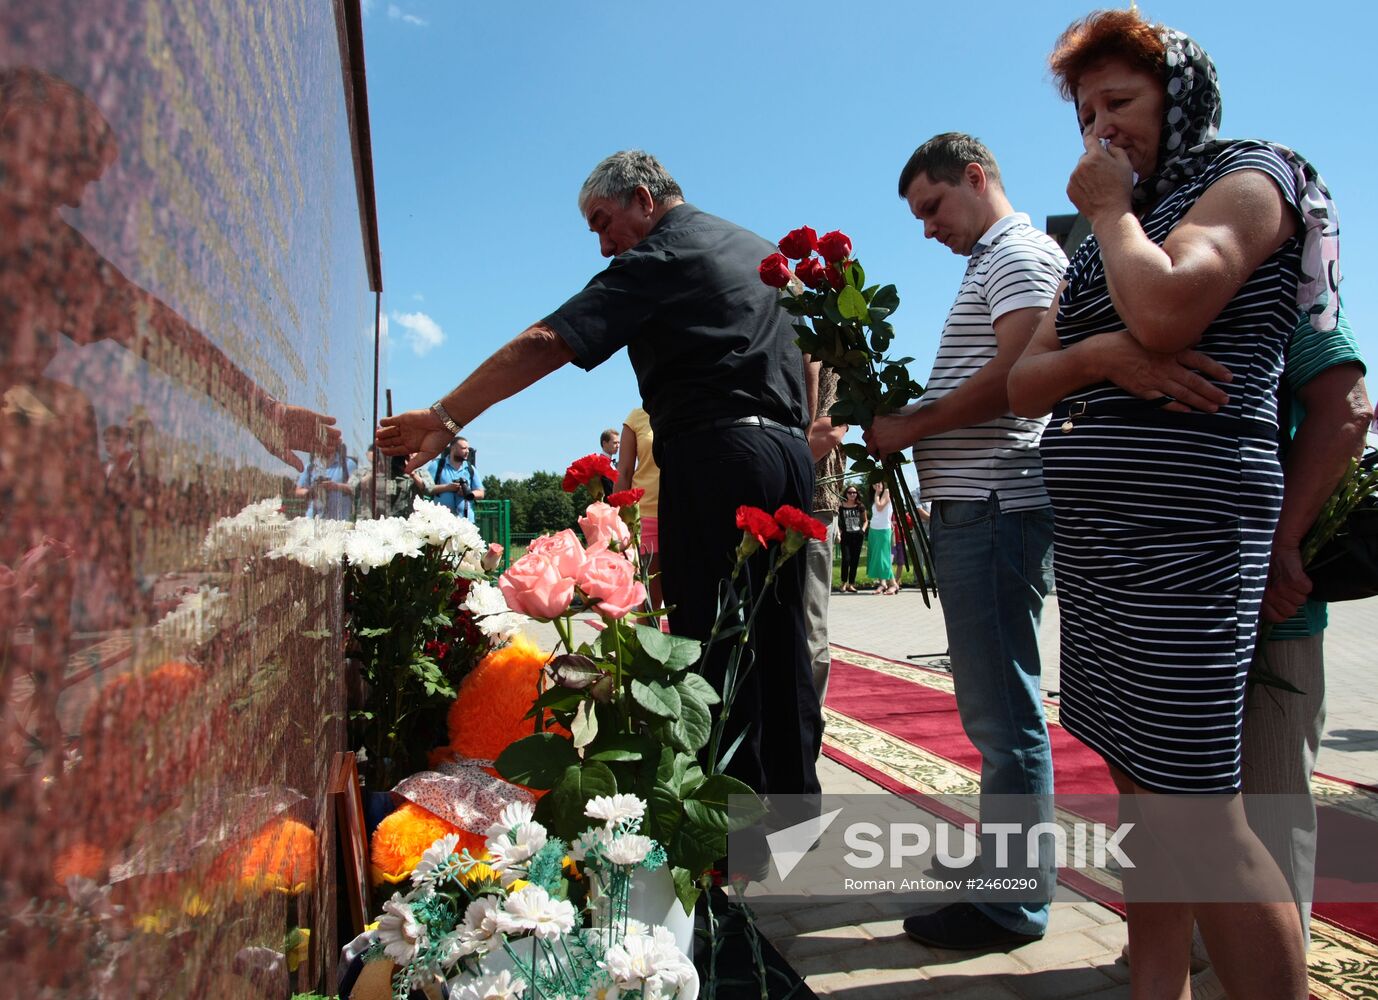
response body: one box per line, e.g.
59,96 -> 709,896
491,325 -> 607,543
387,3 -> 428,26
412,292 -> 425,302
390,310 -> 444,356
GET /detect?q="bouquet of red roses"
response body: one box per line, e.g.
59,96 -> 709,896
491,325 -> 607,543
759,227 -> 935,602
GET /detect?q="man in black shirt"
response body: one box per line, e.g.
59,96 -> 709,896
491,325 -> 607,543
377,150 -> 820,798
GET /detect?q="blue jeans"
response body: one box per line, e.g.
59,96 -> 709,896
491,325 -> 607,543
930,494 -> 1055,935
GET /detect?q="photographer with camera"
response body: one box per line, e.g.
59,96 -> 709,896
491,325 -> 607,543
425,436 -> 483,521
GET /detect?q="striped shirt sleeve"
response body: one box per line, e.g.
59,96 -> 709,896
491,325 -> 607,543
983,236 -> 1066,323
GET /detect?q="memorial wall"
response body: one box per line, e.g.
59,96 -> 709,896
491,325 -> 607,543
0,1 -> 381,994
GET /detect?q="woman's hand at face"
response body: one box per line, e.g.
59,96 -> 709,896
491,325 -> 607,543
1068,130 -> 1136,222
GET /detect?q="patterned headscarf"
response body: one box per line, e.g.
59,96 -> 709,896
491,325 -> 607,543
1129,27 -> 1341,332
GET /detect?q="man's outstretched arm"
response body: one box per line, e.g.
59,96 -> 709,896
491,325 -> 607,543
377,323 -> 576,472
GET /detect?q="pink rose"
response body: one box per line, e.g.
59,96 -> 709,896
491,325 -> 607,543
579,501 -> 631,552
576,549 -> 646,619
499,550 -> 576,620
525,529 -> 588,579
481,542 -> 504,572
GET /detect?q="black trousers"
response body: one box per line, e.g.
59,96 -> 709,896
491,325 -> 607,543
657,423 -> 821,797
839,532 -> 864,585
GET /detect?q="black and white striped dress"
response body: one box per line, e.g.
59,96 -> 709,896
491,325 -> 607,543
1041,142 -> 1303,794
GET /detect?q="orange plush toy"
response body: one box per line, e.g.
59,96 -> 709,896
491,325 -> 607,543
443,634 -> 564,761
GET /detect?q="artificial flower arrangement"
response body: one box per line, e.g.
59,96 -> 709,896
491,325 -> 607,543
759,227 -> 936,601
489,457 -> 825,917
353,794 -> 698,1000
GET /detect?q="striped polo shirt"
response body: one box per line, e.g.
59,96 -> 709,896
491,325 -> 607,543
913,213 -> 1067,511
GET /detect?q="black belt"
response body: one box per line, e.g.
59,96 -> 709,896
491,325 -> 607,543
662,414 -> 807,445
1051,398 -> 1274,438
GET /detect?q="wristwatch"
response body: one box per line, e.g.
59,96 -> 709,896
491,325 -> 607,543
430,399 -> 462,436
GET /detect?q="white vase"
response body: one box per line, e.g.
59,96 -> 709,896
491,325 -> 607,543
627,866 -> 695,957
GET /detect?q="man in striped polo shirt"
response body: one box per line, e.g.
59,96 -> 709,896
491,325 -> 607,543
865,133 -> 1068,950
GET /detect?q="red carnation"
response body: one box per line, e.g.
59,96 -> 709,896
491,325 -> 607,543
774,505 -> 827,541
778,226 -> 818,260
736,505 -> 784,549
795,257 -> 831,291
818,230 -> 853,263
607,488 -> 645,508
758,253 -> 793,289
562,453 -> 617,493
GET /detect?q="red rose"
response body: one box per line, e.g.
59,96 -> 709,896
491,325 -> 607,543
826,262 -> 847,291
818,230 -> 852,263
607,488 -> 645,508
774,505 -> 827,541
758,252 -> 793,289
735,505 -> 784,549
562,453 -> 617,493
795,256 -> 830,291
777,226 -> 818,260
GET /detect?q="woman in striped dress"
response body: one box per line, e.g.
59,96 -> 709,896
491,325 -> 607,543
1009,11 -> 1340,997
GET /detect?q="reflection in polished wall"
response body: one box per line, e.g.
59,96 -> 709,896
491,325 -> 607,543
1,1 -> 379,995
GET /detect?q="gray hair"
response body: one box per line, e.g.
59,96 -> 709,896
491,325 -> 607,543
577,150 -> 684,214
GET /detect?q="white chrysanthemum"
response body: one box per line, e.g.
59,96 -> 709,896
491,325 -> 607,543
410,833 -> 460,886
451,896 -> 501,957
445,516 -> 485,557
476,611 -> 525,642
486,821 -> 547,885
463,581 -> 527,640
605,834 -> 653,867
585,794 -> 646,827
484,801 -> 535,841
450,968 -> 527,1000
149,585 -> 229,648
570,825 -> 612,862
268,518 -> 349,571
601,928 -> 698,999
376,894 -> 428,965
346,516 -> 423,571
493,885 -> 576,941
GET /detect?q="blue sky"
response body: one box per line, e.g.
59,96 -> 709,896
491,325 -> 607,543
361,1 -> 1377,481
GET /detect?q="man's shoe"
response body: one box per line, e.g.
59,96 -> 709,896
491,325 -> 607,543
902,902 -> 1042,951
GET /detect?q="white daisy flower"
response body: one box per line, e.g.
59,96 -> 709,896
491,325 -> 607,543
493,885 -> 576,941
585,793 -> 646,827
484,801 -> 536,842
570,825 -> 612,862
604,834 -> 653,867
486,822 -> 547,886
449,968 -> 527,1000
410,833 -> 460,886
452,896 -> 501,957
376,893 -> 428,965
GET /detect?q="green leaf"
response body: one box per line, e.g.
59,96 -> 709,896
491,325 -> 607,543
547,761 -> 618,839
837,285 -> 868,321
846,259 -> 866,289
631,678 -> 681,719
525,686 -> 586,717
634,623 -> 673,664
671,866 -> 700,915
356,627 -> 392,638
669,692 -> 712,753
684,773 -> 765,832
675,671 -> 721,707
571,700 -> 598,749
586,734 -> 655,762
494,733 -> 579,790
870,283 -> 900,315
672,815 -> 725,877
662,634 -> 702,671
842,442 -> 871,461
829,398 -> 856,421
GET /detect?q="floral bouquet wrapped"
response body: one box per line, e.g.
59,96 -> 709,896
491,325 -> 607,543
357,794 -> 697,1000
759,227 -> 936,601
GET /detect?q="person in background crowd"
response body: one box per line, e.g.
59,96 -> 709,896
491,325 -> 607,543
426,435 -> 483,521
803,363 -> 847,704
377,150 -> 820,801
866,481 -> 896,595
836,485 -> 867,594
1007,10 -> 1339,994
890,507 -> 908,589
1243,307 -> 1369,956
295,443 -> 359,521
615,406 -> 663,609
599,426 -> 620,495
866,131 -> 1065,949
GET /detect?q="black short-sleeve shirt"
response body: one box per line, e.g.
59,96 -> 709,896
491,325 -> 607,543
543,204 -> 808,441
